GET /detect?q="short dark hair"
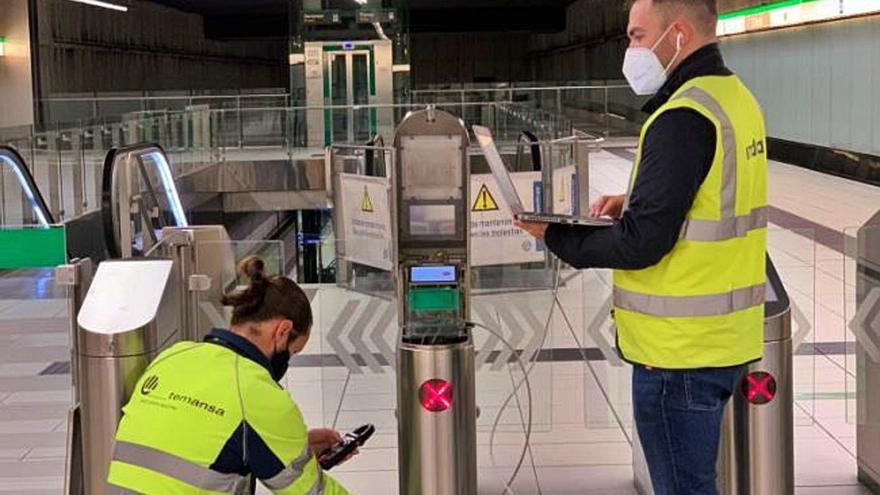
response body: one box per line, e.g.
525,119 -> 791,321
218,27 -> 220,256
631,0 -> 718,35
653,0 -> 717,17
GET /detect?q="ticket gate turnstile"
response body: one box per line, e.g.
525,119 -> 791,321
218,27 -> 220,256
855,210 -> 880,493
717,256 -> 794,495
634,256 -> 794,495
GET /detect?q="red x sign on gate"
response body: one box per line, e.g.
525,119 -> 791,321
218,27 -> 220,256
742,371 -> 776,405
419,379 -> 454,412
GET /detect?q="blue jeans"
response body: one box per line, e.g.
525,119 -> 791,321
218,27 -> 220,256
633,364 -> 746,495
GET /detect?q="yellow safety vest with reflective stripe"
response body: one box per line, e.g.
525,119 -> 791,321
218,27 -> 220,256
614,75 -> 768,369
107,341 -> 351,495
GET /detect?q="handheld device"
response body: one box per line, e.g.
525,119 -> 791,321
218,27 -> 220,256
318,424 -> 375,470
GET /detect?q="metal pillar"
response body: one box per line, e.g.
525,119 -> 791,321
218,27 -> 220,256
855,210 -> 880,493
393,108 -> 478,495
634,256 -> 794,495
58,258 -> 93,495
73,259 -> 180,495
717,256 -> 794,494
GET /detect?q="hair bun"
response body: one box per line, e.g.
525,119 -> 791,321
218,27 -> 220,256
237,255 -> 265,282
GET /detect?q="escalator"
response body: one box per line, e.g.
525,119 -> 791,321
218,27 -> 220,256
0,146 -> 55,228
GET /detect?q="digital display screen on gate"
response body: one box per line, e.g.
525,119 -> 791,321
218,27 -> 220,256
411,265 -> 457,284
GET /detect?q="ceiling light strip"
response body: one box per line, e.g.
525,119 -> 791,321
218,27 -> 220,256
67,0 -> 128,12
718,0 -> 880,36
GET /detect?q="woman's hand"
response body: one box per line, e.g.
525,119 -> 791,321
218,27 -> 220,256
308,428 -> 359,465
308,428 -> 342,456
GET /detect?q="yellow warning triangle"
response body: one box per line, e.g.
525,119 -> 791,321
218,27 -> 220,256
361,186 -> 374,213
472,184 -> 499,212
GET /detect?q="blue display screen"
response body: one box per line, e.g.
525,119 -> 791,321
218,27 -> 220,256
411,265 -> 457,283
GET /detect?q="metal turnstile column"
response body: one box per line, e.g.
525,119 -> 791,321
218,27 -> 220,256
717,257 -> 794,495
855,210 -> 880,493
397,340 -> 478,494
634,257 -> 794,495
74,259 -> 180,495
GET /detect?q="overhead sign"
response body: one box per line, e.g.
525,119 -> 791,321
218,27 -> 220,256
717,0 -> 880,37
469,172 -> 545,266
303,10 -> 341,25
339,174 -> 392,270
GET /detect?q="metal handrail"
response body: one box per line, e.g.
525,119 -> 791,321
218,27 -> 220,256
410,84 -> 631,95
39,93 -> 289,103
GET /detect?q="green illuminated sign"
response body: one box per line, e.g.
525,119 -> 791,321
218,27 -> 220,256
720,0 -> 820,20
0,227 -> 67,269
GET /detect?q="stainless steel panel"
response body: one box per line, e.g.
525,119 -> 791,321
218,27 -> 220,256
764,306 -> 792,342
734,338 -> 794,494
78,260 -> 180,357
397,340 -> 477,495
78,353 -> 149,495
220,190 -> 330,213
400,135 -> 464,201
637,313 -> 795,495
175,158 -> 327,193
160,225 -> 235,341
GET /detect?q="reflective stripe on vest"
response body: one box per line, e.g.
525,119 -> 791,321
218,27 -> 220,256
263,445 -> 317,491
675,87 -> 767,242
113,440 -> 243,492
614,282 -> 765,318
617,86 -> 767,317
309,470 -> 326,495
622,87 -> 767,242
680,206 -> 768,242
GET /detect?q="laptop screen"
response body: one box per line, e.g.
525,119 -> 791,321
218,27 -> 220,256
473,125 -> 525,215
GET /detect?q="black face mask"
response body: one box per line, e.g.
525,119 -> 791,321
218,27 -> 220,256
270,348 -> 291,382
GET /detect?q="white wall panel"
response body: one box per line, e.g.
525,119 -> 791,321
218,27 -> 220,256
722,15 -> 880,156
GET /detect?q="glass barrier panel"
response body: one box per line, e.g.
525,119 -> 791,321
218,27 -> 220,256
191,238 -> 284,330
81,126 -> 104,214
768,228 -> 816,427
846,224 -> 879,442
579,267 -> 631,434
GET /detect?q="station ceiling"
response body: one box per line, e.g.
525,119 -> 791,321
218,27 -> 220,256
146,0 -> 573,37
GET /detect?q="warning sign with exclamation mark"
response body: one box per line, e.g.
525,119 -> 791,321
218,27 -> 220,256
472,184 -> 499,212
469,173 -> 544,266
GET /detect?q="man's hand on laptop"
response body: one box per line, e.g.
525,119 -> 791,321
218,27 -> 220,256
589,195 -> 626,220
514,219 -> 548,240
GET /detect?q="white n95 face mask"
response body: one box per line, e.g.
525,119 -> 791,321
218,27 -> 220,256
622,25 -> 683,96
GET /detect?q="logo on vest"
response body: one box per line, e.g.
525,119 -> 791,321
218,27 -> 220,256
168,392 -> 226,417
141,375 -> 159,396
746,139 -> 765,160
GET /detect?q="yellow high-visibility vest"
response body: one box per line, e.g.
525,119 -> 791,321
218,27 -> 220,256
614,75 -> 768,369
107,341 -> 351,495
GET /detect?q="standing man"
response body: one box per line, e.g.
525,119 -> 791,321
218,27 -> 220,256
517,0 -> 768,493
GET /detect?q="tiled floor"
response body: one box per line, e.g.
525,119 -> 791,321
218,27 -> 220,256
1,152 -> 879,494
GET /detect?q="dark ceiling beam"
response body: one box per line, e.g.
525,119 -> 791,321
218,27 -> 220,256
409,7 -> 566,33
204,15 -> 289,39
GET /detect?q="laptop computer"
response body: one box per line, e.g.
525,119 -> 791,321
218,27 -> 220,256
472,125 -> 615,227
